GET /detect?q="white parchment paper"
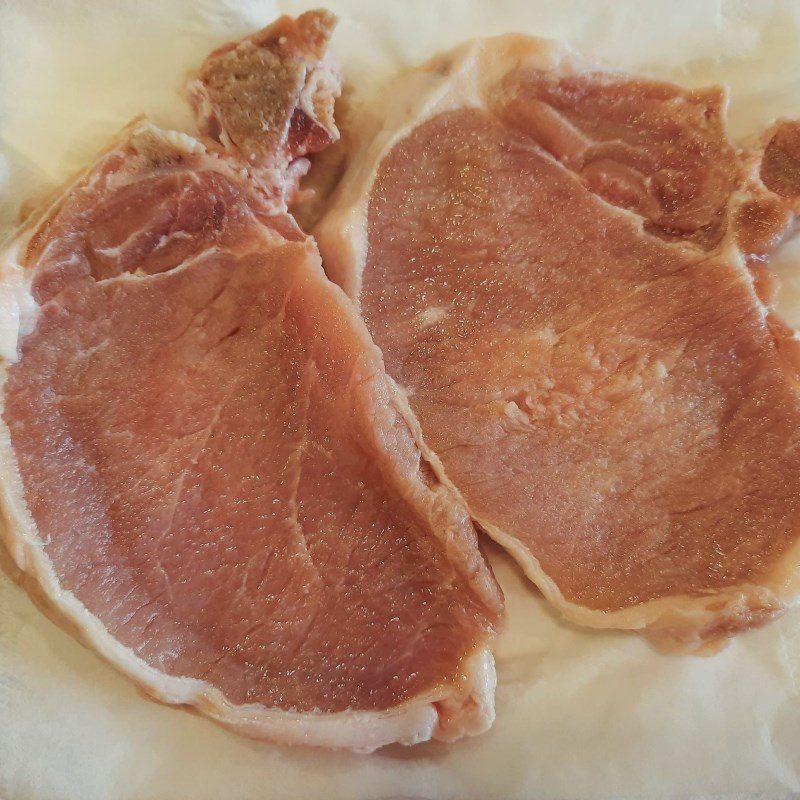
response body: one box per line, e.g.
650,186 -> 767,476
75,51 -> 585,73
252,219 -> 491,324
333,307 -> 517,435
3,2 -> 800,798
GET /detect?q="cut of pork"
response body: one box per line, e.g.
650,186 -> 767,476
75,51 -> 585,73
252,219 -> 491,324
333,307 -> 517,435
317,35 -> 800,652
0,126 -> 502,751
0,15 -> 503,751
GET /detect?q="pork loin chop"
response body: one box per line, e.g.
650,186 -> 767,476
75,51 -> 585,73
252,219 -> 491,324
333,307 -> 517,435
0,13 -> 502,751
316,34 -> 800,652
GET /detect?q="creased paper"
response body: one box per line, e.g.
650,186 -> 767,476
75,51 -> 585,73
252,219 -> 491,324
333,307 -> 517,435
3,1 -> 800,798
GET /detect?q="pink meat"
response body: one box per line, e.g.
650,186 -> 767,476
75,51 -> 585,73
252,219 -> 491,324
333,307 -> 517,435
2,126 -> 501,741
0,12 -> 502,750
317,37 -> 800,650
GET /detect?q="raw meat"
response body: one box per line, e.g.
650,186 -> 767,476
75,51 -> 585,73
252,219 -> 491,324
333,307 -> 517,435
187,9 -> 340,208
316,34 -> 800,652
0,13 -> 502,751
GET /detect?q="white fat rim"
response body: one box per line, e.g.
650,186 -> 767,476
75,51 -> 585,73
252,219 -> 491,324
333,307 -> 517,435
314,33 -> 800,651
0,120 -> 497,751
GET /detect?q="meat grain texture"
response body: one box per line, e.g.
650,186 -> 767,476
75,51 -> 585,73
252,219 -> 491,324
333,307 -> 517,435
316,34 -> 800,652
0,11 -> 503,751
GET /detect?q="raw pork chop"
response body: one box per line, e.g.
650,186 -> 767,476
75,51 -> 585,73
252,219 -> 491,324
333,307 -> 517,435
317,34 -> 800,652
0,13 -> 502,751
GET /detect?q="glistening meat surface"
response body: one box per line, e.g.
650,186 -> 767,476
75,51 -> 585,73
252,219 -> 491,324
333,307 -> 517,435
0,13 -> 502,751
317,34 -> 800,652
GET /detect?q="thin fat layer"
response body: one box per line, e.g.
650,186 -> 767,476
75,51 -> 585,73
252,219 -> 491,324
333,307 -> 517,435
315,33 -> 800,651
0,121 -> 501,749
